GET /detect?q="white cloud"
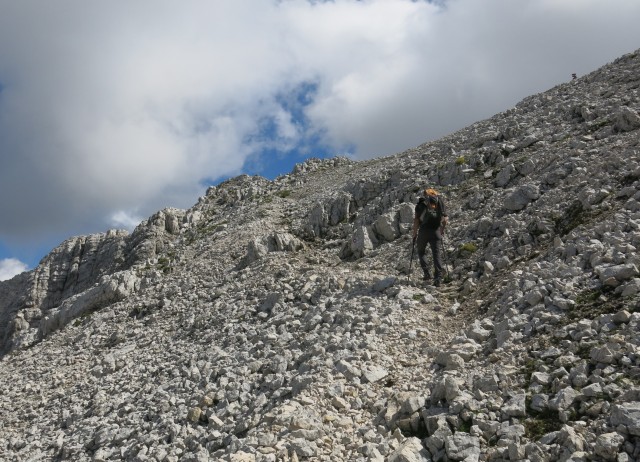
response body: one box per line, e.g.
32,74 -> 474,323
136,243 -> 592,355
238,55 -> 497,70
110,211 -> 143,231
0,258 -> 29,281
1,0 -> 639,246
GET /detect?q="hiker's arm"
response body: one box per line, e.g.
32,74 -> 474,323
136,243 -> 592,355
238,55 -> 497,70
412,217 -> 420,239
440,200 -> 448,227
412,203 -> 422,239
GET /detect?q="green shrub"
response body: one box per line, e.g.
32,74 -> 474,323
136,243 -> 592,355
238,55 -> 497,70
460,242 -> 478,253
524,409 -> 563,440
157,257 -> 171,274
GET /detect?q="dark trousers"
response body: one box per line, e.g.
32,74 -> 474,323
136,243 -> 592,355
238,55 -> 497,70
416,228 -> 443,280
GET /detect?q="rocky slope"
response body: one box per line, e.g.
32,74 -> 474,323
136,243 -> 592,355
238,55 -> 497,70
0,49 -> 639,461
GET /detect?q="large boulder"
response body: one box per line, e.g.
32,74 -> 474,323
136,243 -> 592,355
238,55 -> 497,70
613,106 -> 640,132
340,226 -> 377,260
504,184 -> 540,211
373,212 -> 400,242
610,402 -> 640,436
388,437 -> 431,462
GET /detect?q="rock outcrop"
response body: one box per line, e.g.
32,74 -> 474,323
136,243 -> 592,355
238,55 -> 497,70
0,50 -> 639,461
0,208 -> 188,354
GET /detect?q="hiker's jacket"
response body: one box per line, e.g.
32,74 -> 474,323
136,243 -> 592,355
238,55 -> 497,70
415,196 -> 447,239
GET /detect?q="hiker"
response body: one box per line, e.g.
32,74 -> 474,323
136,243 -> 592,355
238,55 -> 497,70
412,188 -> 448,286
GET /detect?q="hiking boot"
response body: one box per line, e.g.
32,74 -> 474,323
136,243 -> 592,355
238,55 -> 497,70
422,272 -> 431,281
434,278 -> 441,287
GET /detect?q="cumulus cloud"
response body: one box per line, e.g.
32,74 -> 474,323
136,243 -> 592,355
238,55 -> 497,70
1,0 -> 639,248
0,258 -> 29,281
110,211 -> 144,231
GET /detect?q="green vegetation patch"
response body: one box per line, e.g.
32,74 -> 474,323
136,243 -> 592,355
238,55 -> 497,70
553,200 -> 608,237
574,342 -> 594,361
521,358 -> 538,383
457,420 -> 472,433
587,117 -> 611,132
129,304 -> 153,319
460,242 -> 478,253
575,288 -> 601,305
553,201 -> 586,236
524,408 -> 564,440
157,257 -> 172,274
567,287 -> 629,322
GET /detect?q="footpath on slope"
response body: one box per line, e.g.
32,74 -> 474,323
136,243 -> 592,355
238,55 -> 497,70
383,279 -> 470,382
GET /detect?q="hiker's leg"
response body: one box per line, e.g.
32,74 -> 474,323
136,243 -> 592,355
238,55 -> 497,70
430,238 -> 443,281
416,231 -> 431,278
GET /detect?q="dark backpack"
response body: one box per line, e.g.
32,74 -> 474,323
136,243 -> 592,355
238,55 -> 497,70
419,195 -> 442,228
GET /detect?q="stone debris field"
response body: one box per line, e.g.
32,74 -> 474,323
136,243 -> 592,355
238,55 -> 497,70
1,50 -> 640,461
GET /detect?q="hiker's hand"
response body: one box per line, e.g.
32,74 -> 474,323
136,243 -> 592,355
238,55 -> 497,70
442,216 -> 449,227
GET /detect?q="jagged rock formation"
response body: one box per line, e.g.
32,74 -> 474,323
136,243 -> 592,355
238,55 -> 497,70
0,208 -> 187,354
0,50 -> 639,461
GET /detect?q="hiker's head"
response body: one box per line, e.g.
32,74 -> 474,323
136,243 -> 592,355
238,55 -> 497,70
424,188 -> 438,203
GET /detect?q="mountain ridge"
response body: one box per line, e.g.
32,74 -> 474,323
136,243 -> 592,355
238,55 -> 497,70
1,49 -> 639,461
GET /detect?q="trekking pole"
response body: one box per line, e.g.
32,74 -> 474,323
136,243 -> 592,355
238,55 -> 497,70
408,237 -> 416,282
441,233 -> 451,281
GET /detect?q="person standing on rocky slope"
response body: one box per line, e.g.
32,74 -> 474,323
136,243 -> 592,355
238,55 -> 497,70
412,188 -> 448,286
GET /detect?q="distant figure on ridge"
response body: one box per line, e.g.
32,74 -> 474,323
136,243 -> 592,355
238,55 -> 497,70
412,188 -> 448,287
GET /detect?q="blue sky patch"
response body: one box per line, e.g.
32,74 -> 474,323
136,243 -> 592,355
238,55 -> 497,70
239,80 -> 338,179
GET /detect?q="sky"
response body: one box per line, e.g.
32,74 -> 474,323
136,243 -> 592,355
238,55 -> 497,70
1,0 -> 640,281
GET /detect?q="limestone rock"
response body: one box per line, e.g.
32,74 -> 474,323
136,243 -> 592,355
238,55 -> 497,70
1,47 -> 640,462
611,402 -> 640,436
388,437 -> 431,462
504,184 -> 540,211
613,106 -> 640,132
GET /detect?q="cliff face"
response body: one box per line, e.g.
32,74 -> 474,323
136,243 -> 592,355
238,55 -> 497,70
0,208 -> 188,354
0,50 -> 639,461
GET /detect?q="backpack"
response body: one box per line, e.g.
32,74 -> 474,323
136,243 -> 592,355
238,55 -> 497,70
419,190 -> 442,228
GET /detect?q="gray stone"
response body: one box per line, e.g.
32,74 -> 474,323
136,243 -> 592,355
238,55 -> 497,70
1,44 -> 640,462
612,310 -> 632,323
582,383 -> 603,398
504,184 -> 540,211
531,372 -> 552,386
549,387 -> 579,412
594,432 -> 625,460
613,106 -> 640,132
502,394 -> 527,417
591,343 -> 621,364
596,264 -> 639,284
445,433 -> 480,461
529,394 -> 549,413
424,414 -> 453,456
372,277 -> 397,292
341,226 -> 376,259
466,321 -> 491,342
525,442 -> 549,462
611,402 -> 640,436
362,365 -> 389,383
289,438 -> 318,457
373,213 -> 400,242
388,437 -> 431,462
495,163 -> 517,188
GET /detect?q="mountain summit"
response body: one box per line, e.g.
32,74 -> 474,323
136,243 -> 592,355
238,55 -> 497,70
1,49 -> 639,461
